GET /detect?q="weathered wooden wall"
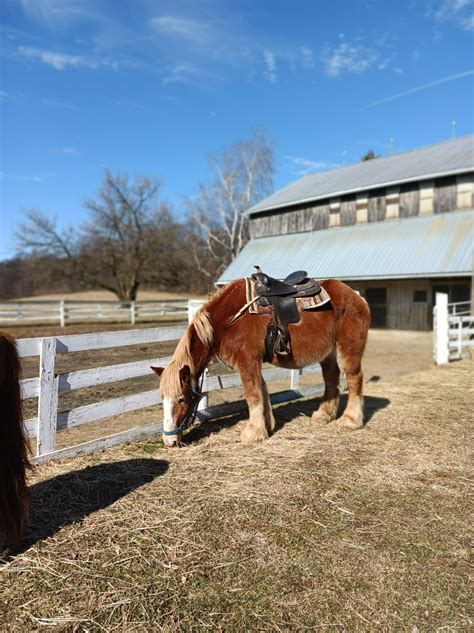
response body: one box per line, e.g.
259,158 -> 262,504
346,278 -> 472,331
347,279 -> 432,330
399,183 -> 420,218
433,176 -> 457,214
249,172 -> 474,239
339,196 -> 357,226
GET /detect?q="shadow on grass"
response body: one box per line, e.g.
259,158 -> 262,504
185,393 -> 390,443
4,458 -> 168,557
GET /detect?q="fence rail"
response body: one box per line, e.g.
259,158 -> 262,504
0,299 -> 189,326
18,305 -> 323,463
433,293 -> 473,363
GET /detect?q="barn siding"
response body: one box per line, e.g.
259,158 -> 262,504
249,173 -> 474,239
347,279 -> 432,330
340,196 -> 357,226
399,183 -> 420,217
368,189 -> 387,222
434,176 -> 457,213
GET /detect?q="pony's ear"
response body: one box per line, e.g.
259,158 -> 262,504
179,365 -> 191,389
151,366 -> 165,377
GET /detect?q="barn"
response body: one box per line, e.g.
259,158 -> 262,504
218,135 -> 474,330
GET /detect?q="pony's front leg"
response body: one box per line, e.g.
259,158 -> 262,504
262,379 -> 276,433
239,365 -> 270,443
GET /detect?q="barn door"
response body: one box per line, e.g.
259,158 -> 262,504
365,287 -> 387,328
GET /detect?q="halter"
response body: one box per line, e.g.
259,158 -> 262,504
162,373 -> 205,436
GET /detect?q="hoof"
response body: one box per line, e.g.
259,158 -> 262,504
311,409 -> 334,425
240,422 -> 269,444
336,414 -> 362,431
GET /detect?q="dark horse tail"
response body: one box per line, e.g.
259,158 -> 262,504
0,332 -> 31,545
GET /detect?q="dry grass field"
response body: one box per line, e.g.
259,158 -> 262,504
1,355 -> 472,631
10,289 -> 206,302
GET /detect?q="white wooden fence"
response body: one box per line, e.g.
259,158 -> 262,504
18,303 -> 322,464
0,299 -> 188,326
433,293 -> 474,364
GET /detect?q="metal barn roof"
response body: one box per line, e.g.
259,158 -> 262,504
218,209 -> 474,283
248,135 -> 474,216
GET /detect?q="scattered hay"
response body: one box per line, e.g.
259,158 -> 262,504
1,360 -> 472,630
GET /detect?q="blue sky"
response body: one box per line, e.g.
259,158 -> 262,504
1,0 -> 473,260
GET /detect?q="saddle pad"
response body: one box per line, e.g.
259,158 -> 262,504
245,277 -> 331,314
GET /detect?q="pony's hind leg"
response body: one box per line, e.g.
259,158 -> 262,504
312,351 -> 340,425
239,364 -> 269,443
336,349 -> 364,431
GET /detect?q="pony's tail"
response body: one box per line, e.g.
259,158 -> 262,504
0,332 -> 31,545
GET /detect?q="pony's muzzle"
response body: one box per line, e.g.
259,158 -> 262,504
162,432 -> 182,447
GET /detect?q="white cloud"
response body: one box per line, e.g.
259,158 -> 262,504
432,0 -> 474,31
0,171 -> 56,183
150,16 -> 213,44
18,0 -> 94,25
162,62 -> 210,85
323,40 -> 380,77
300,46 -> 314,68
41,98 -> 76,109
286,156 -> 337,176
364,69 -> 474,108
0,90 -> 8,99
50,147 -> 80,155
17,46 -> 123,71
263,49 -> 277,83
19,46 -> 91,70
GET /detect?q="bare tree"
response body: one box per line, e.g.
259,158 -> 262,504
16,171 -> 170,302
187,130 -> 274,281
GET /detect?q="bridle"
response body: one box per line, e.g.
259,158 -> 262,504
162,373 -> 205,437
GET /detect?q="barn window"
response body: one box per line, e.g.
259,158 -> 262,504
413,290 -> 427,302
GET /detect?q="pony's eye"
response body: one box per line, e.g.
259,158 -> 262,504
178,397 -> 186,404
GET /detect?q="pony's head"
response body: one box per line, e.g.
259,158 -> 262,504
152,308 -> 213,447
151,362 -> 199,446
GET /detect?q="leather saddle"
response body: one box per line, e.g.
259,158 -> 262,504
251,266 -> 322,362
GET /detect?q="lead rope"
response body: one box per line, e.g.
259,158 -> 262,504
225,296 -> 259,328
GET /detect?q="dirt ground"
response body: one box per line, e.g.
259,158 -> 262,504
1,359 -> 472,631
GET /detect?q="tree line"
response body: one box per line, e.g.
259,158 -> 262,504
1,131 -> 274,301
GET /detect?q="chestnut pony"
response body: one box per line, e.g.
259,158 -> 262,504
0,332 -> 31,545
153,278 -> 370,446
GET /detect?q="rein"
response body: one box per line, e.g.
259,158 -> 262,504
162,373 -> 206,436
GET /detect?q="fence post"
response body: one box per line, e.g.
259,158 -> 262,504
198,368 -> 209,413
456,316 -> 462,359
130,301 -> 136,325
37,337 -> 58,456
188,299 -> 205,322
434,293 -> 449,365
59,300 -> 66,327
290,369 -> 300,390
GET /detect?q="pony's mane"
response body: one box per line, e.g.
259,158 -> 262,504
160,282 -> 242,399
159,305 -> 214,399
